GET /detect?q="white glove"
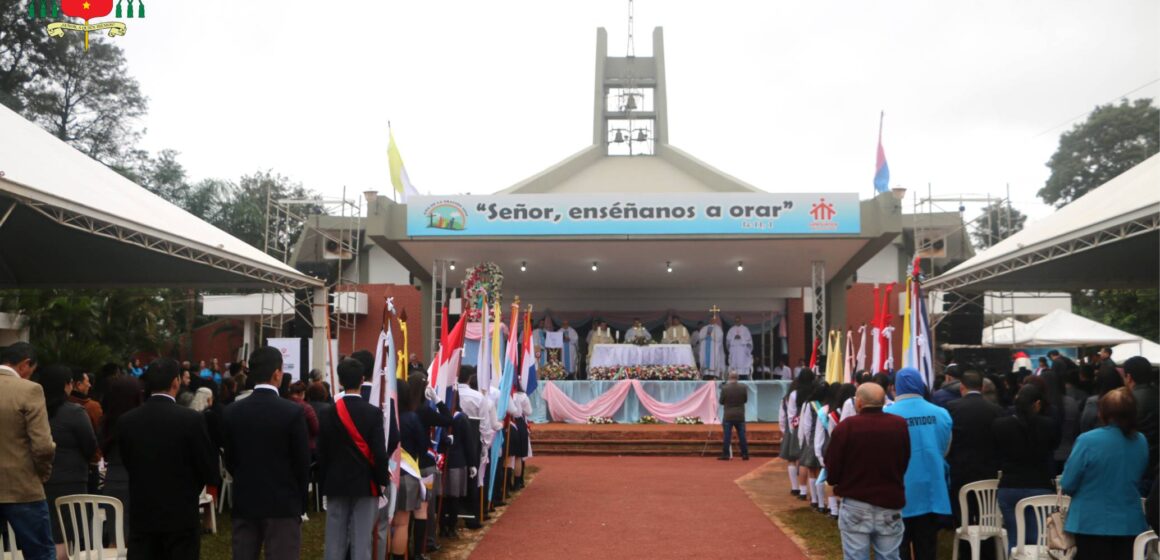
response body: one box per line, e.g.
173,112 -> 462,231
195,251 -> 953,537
447,434 -> 454,445
469,467 -> 478,478
425,385 -> 437,402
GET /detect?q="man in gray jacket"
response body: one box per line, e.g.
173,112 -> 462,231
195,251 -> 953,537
718,372 -> 749,460
0,342 -> 56,560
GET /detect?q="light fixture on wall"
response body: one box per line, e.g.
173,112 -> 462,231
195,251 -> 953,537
591,261 -> 599,272
666,261 -> 672,273
520,261 -> 527,272
737,261 -> 744,272
449,261 -> 456,271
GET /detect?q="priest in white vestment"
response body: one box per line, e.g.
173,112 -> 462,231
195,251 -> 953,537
698,317 -> 726,379
559,320 -> 579,375
625,318 -> 650,343
587,319 -> 614,362
726,316 -> 754,377
661,316 -> 691,345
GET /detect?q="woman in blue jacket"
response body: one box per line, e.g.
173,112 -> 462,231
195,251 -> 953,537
1061,387 -> 1149,559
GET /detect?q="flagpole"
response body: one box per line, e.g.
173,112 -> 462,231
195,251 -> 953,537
387,120 -> 396,204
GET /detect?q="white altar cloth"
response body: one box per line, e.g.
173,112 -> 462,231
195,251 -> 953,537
588,344 -> 696,369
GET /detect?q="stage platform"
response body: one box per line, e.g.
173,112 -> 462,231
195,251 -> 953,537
529,379 -> 791,424
531,422 -> 783,457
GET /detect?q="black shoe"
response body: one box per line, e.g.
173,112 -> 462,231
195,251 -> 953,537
465,520 -> 483,530
742,456 -> 750,461
717,456 -> 729,461
426,540 -> 440,552
796,493 -> 808,501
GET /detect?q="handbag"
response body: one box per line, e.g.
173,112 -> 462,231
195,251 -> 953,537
1045,485 -> 1075,559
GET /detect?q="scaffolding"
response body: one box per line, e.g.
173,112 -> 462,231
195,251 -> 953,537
259,186 -> 363,352
911,184 -> 1021,348
430,259 -> 451,353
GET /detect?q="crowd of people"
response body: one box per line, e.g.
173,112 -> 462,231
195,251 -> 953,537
780,348 -> 1160,560
0,342 -> 532,560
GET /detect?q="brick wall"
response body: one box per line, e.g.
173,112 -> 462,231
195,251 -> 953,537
340,284 -> 424,362
844,282 -> 903,370
787,296 -> 804,368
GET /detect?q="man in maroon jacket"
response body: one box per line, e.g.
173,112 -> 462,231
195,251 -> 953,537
824,383 -> 910,560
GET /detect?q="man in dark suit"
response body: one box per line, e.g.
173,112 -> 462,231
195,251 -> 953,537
223,346 -> 311,560
118,358 -> 220,560
318,358 -> 390,560
351,350 -> 375,400
718,372 -> 749,460
945,370 -> 1005,560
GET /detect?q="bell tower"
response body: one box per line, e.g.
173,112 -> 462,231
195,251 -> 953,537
594,7 -> 668,156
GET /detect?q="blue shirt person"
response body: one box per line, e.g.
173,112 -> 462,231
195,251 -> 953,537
885,367 -> 952,560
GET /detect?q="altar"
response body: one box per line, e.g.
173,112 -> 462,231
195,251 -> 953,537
529,380 -> 790,424
588,343 -> 695,369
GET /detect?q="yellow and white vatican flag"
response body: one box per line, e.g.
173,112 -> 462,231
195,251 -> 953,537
387,126 -> 421,203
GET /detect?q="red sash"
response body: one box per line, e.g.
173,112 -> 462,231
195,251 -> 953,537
335,397 -> 379,497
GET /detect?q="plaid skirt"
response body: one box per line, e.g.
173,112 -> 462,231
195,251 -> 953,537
778,425 -> 801,461
798,435 -> 821,469
445,467 -> 469,498
395,472 -> 422,513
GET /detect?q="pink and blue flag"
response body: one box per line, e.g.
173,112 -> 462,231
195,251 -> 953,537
874,111 -> 890,193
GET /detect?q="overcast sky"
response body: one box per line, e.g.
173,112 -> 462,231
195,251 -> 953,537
118,0 -> 1158,221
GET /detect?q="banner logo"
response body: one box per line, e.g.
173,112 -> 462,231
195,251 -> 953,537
423,201 -> 468,231
809,197 -> 838,231
28,0 -> 145,51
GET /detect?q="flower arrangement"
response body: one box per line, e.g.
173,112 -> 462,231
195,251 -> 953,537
587,365 -> 699,381
586,416 -> 615,425
539,361 -> 567,381
675,416 -> 703,425
461,262 -> 504,321
638,415 -> 659,424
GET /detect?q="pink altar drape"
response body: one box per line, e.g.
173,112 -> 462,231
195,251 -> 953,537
541,380 -> 720,424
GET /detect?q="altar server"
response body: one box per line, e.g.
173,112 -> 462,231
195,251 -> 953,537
507,382 -> 533,490
691,321 -> 706,367
661,316 -> 691,345
698,316 -> 726,379
726,316 -> 754,377
558,320 -> 579,376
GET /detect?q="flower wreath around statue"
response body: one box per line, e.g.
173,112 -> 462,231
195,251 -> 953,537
461,262 -> 504,321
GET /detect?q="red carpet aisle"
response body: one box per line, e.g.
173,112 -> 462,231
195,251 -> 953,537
469,456 -> 807,559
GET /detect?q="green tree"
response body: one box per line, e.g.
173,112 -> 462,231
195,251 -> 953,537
1073,289 -> 1159,344
971,200 -> 1027,249
0,289 -> 181,370
25,34 -> 147,165
0,0 -> 58,113
1041,97 -> 1160,342
1039,98 -> 1159,207
214,170 -> 320,253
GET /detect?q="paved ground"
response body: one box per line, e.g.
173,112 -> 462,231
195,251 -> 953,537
468,456 -> 807,559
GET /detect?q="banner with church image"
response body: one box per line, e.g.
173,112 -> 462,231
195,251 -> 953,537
406,193 -> 860,237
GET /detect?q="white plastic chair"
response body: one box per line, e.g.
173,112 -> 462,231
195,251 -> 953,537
217,458 -> 233,514
199,487 -> 217,534
1134,530 -> 1158,560
952,479 -> 1008,560
3,521 -> 23,560
54,495 -> 127,560
1009,494 -> 1073,560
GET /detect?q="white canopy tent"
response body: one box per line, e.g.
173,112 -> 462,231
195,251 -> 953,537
982,309 -> 1142,348
927,153 -> 1160,292
980,317 -> 1029,346
0,104 -> 322,289
1112,339 -> 1160,366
